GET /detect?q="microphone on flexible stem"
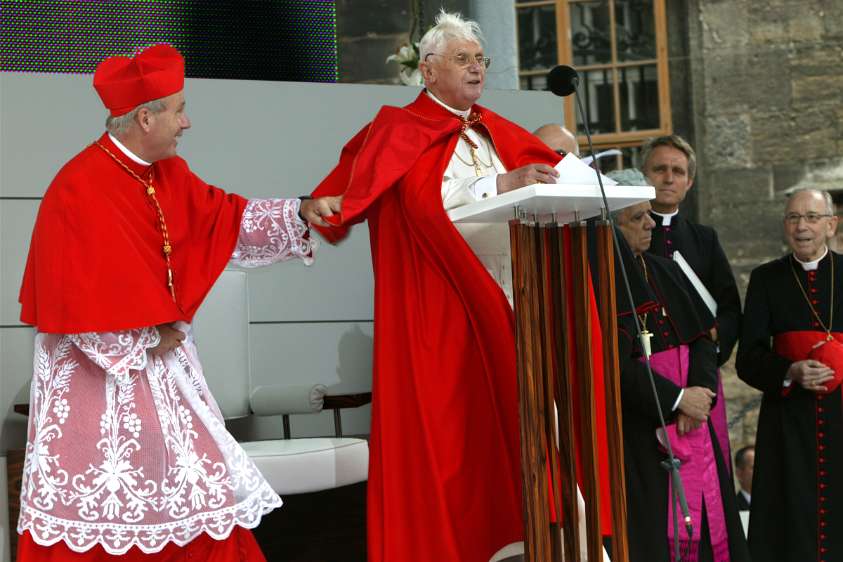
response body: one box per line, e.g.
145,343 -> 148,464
546,64 -> 695,552
547,64 -> 580,97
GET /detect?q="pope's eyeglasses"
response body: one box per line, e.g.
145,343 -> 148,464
425,52 -> 491,69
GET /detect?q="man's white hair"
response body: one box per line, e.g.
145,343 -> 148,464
788,187 -> 837,215
419,10 -> 485,62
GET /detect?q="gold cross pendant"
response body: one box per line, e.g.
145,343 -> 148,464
640,329 -> 653,358
469,146 -> 483,176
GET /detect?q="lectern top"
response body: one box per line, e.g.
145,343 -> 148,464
447,183 -> 655,224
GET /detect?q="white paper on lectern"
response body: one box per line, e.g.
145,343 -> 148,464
555,153 -> 618,187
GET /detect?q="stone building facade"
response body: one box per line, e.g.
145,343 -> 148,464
676,0 -> 843,448
334,0 -> 843,451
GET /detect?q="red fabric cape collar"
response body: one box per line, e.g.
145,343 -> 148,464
311,90 -> 561,238
19,133 -> 246,333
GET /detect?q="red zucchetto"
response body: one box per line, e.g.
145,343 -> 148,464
93,44 -> 185,116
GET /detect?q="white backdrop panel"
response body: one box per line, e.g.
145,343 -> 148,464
0,327 -> 35,452
0,201 -> 38,326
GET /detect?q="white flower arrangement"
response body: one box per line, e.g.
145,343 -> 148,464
386,42 -> 423,86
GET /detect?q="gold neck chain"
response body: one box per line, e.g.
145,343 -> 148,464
455,113 -> 493,176
790,253 -> 834,340
637,255 -> 651,328
458,112 -> 482,148
94,141 -> 177,301
636,255 -> 654,358
453,140 -> 495,175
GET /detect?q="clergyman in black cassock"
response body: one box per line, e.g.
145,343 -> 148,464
612,170 -> 749,562
642,135 -> 742,366
736,189 -> 843,562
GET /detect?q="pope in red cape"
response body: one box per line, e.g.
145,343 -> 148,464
16,44 -> 340,562
311,12 -> 612,561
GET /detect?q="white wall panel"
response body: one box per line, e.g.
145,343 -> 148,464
0,75 -> 103,198
244,227 -> 374,322
0,327 -> 34,453
0,201 -> 38,327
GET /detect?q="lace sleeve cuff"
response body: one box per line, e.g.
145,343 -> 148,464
231,198 -> 317,267
68,327 -> 160,378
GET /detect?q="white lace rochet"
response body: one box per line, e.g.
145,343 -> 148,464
18,198 -> 312,554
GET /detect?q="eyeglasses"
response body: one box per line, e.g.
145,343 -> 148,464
425,52 -> 491,69
784,212 -> 833,224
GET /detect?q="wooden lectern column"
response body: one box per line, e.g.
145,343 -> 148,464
595,221 -> 630,562
509,217 -> 629,562
509,219 -> 555,562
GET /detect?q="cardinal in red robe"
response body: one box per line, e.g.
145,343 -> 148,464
16,44 -> 339,562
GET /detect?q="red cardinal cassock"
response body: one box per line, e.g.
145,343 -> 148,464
312,92 -> 612,562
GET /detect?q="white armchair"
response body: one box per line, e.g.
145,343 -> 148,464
192,269 -> 369,496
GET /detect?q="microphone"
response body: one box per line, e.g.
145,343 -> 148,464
545,64 -> 696,556
546,65 -> 579,97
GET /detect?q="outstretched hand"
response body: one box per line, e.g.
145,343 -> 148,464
300,196 -> 343,227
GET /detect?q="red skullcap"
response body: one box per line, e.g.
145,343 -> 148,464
93,44 -> 185,117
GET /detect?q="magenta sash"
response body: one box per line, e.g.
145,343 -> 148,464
646,346 -> 730,562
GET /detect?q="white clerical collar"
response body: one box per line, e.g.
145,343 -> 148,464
652,209 -> 679,226
426,91 -> 472,118
108,133 -> 151,166
794,246 -> 828,271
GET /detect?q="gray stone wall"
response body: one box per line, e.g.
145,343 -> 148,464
676,0 -> 843,452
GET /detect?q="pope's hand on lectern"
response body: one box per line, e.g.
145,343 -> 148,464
496,163 -> 559,193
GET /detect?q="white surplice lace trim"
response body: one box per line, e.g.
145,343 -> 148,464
19,332 -> 283,554
18,481 -> 280,554
231,198 -> 317,267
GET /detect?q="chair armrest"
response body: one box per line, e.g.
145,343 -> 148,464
323,392 -> 373,438
322,392 -> 372,410
250,384 -> 327,416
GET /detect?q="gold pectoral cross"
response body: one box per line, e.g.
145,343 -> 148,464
640,329 -> 653,359
469,146 -> 483,176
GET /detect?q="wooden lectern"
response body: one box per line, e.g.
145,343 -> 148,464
449,183 -> 654,562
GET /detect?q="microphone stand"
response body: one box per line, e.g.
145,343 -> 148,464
566,76 -> 694,561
